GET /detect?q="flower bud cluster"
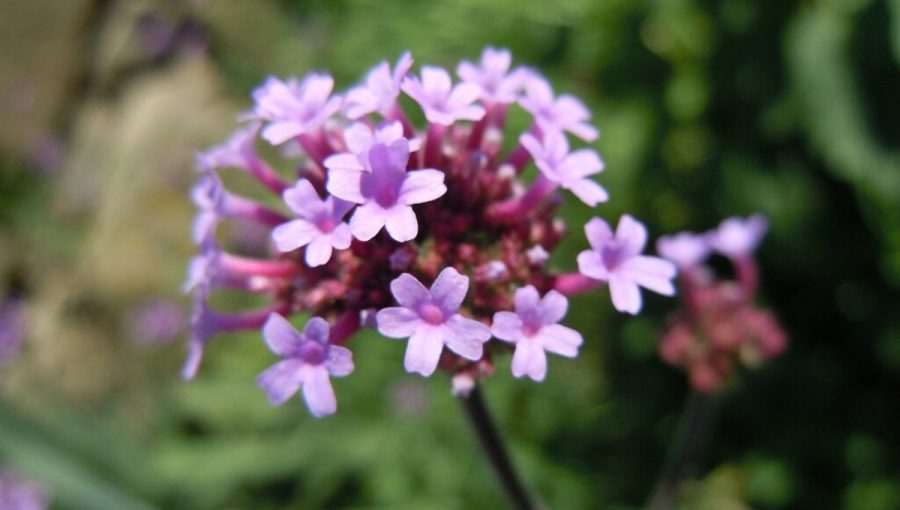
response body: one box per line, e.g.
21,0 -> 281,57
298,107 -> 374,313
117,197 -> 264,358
656,215 -> 787,392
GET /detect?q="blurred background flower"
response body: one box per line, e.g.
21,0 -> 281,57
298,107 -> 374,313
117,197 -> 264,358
0,0 -> 898,508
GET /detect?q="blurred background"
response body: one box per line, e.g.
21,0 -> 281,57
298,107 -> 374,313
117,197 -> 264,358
0,0 -> 898,508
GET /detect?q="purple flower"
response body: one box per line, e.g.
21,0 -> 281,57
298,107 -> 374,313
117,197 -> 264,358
129,299 -> 185,344
250,74 -> 341,145
0,470 -> 51,510
707,214 -> 768,259
324,121 -> 420,173
577,215 -> 677,314
327,139 -> 446,242
182,286 -> 215,380
376,268 -> 491,376
656,232 -> 711,269
257,314 -> 354,417
198,123 -> 260,170
191,165 -> 286,244
456,47 -> 528,104
344,51 -> 414,119
519,75 -> 598,142
271,179 -> 353,267
492,286 -> 583,381
401,66 -> 485,125
520,131 -> 608,206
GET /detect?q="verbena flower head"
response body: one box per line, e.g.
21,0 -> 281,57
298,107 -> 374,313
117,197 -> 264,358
184,49 -> 678,416
659,214 -> 786,392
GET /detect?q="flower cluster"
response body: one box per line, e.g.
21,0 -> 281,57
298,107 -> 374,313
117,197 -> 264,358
185,48 -> 678,416
656,215 -> 787,392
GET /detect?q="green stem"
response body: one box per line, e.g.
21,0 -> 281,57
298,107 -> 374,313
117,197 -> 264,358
458,385 -> 541,510
647,390 -> 714,510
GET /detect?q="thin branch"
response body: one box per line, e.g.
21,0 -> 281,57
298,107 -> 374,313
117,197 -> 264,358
458,385 -> 541,510
647,390 -> 714,510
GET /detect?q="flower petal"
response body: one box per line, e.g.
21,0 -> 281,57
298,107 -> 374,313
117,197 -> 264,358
326,345 -> 354,377
383,205 -> 419,242
272,219 -> 318,252
584,217 -> 613,251
537,289 -> 568,325
491,311 -> 523,342
302,316 -> 331,344
620,256 -> 677,296
615,215 -> 647,256
566,178 -> 608,207
431,267 -> 469,315
399,169 -> 447,205
257,359 -> 304,406
539,324 -> 582,357
577,250 -> 608,281
608,275 -> 642,315
511,339 -> 546,381
283,179 -> 325,218
262,313 -> 302,356
304,234 -> 334,267
514,285 -> 541,316
327,169 -> 366,203
404,327 -> 445,376
302,366 -> 338,417
390,273 -> 432,309
444,315 -> 491,360
349,202 -> 387,241
376,306 -> 422,337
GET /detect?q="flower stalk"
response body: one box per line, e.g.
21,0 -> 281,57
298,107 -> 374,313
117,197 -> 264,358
458,385 -> 541,510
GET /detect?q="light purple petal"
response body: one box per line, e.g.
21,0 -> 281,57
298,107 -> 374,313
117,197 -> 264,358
327,169 -> 366,203
511,339 -> 547,381
390,273 -> 432,309
620,256 -> 677,296
609,275 -> 642,315
430,267 -> 469,315
271,219 -> 319,252
576,250 -> 609,281
304,235 -> 334,267
584,217 -> 613,251
349,202 -> 387,241
491,311 -> 523,342
262,121 -> 303,145
444,315 -> 491,360
257,359 -> 304,406
537,289 -> 568,325
326,345 -> 354,377
344,122 -> 375,154
656,232 -> 710,268
302,365 -> 337,417
323,153 -> 364,172
330,223 -> 352,250
376,307 -> 422,337
404,327 -> 445,376
538,324 -> 582,357
262,313 -> 302,356
383,205 -> 419,242
708,214 -> 768,258
181,339 -> 204,380
422,66 -> 452,96
514,285 -> 541,315
302,317 -> 331,344
616,215 -> 648,256
446,83 -> 483,111
283,179 -> 325,218
566,178 -> 609,206
399,169 -> 447,205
